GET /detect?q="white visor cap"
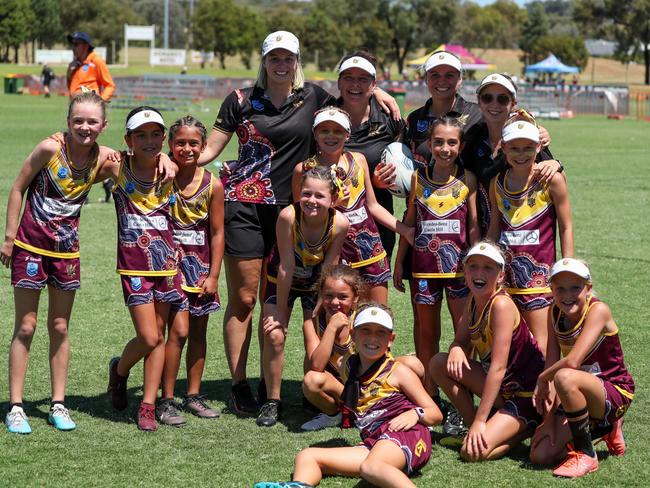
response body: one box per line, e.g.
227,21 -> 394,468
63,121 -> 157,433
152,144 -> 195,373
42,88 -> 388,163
424,51 -> 462,73
126,110 -> 166,132
463,242 -> 505,268
313,108 -> 351,133
338,56 -> 376,78
502,121 -> 540,143
550,258 -> 592,282
477,73 -> 517,99
353,306 -> 393,331
262,31 -> 300,57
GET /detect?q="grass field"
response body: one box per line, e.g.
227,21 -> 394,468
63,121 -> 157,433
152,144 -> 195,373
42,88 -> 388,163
0,93 -> 648,487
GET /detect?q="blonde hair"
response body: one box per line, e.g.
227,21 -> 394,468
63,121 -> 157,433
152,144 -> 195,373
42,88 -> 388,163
255,54 -> 305,91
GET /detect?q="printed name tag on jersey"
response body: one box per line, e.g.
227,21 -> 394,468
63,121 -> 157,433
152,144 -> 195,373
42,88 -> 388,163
126,214 -> 168,230
345,207 -> 368,225
500,229 -> 540,246
42,197 -> 82,217
173,230 -> 205,246
421,219 -> 461,234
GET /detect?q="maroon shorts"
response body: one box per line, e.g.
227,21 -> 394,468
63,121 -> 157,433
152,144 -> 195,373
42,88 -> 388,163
120,273 -> 184,308
263,280 -> 317,312
595,379 -> 634,430
413,277 -> 469,305
363,423 -> 432,474
11,247 -> 80,291
510,291 -> 552,311
501,394 -> 542,428
171,290 -> 221,316
352,256 -> 391,286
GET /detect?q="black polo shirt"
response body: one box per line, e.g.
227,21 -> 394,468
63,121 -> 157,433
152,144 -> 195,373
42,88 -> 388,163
339,95 -> 406,255
404,94 -> 482,166
214,82 -> 335,205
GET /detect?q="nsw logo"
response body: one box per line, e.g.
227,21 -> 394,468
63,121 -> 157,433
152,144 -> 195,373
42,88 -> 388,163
26,262 -> 39,277
130,277 -> 143,291
416,120 -> 428,133
418,279 -> 427,292
252,100 -> 265,111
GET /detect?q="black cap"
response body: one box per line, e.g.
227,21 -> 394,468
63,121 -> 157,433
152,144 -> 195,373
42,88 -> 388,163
67,32 -> 94,49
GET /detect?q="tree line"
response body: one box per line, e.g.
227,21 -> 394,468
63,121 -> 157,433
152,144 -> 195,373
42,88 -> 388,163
1,0 -> 648,84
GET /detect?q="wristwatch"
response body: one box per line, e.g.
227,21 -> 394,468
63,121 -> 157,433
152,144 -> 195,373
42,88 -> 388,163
415,407 -> 426,423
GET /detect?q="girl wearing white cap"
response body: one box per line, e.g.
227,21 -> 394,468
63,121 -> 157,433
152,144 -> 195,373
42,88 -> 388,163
198,32 -> 399,415
430,241 -> 545,462
530,258 -> 634,478
487,111 -> 574,356
292,107 -> 414,305
462,74 -> 561,236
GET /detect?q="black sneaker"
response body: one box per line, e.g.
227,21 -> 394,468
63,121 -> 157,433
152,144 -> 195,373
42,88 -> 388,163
256,399 -> 281,427
228,381 -> 259,416
107,357 -> 128,411
443,407 -> 466,436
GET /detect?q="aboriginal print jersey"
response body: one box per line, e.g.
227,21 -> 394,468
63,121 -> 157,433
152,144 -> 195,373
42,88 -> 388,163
551,295 -> 634,395
412,165 -> 470,278
214,83 -> 334,205
342,355 -> 418,440
468,289 -> 544,397
329,153 -> 387,269
171,168 -> 215,292
493,171 -> 556,294
315,311 -> 354,380
15,141 -> 100,258
113,156 -> 177,276
266,203 -> 336,292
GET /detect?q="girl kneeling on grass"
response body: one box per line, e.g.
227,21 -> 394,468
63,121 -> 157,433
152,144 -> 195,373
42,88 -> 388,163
156,116 -> 225,426
106,106 -> 183,432
257,303 -> 442,488
257,166 -> 349,427
2,92 -> 114,433
430,241 -> 545,461
530,258 -> 634,478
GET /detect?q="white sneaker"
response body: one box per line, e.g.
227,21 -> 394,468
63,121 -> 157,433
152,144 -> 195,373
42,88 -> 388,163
301,412 -> 341,431
6,406 -> 32,434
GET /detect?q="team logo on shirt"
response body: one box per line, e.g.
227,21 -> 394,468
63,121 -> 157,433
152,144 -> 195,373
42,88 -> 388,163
417,120 -> 428,133
415,438 -> 427,457
66,263 -> 77,277
418,279 -> 427,292
26,262 -> 39,277
57,167 -> 68,179
252,100 -> 264,111
130,277 -> 142,291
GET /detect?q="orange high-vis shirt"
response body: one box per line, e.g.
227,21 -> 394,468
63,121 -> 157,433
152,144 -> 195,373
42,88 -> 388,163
68,52 -> 115,101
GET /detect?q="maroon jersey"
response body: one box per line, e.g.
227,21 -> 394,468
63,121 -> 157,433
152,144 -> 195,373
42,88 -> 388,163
171,168 -> 215,292
266,203 -> 336,292
15,141 -> 100,258
552,295 -> 635,395
468,289 -> 544,397
113,157 -> 177,276
493,171 -> 556,295
412,165 -> 470,278
314,311 -> 354,380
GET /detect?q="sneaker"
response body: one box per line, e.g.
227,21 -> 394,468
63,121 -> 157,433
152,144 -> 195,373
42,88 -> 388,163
48,404 -> 76,431
552,450 -> 599,478
155,398 -> 186,427
598,418 -> 626,456
182,394 -> 220,419
107,357 -> 128,411
5,406 -> 32,434
137,402 -> 158,432
254,483 -> 313,488
228,381 -> 259,416
256,400 -> 281,427
301,412 -> 342,431
439,430 -> 468,448
443,407 -> 466,436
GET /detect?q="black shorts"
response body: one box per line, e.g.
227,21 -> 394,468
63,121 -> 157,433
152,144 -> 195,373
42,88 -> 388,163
224,201 -> 282,258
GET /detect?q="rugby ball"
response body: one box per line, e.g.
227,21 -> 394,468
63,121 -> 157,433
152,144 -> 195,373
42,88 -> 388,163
381,142 -> 415,198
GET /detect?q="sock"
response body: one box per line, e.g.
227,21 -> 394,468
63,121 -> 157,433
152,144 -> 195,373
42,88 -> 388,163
50,401 -> 64,409
9,403 -> 24,411
566,407 -> 594,457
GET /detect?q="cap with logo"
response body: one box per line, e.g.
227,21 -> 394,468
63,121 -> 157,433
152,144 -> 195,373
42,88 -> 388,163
262,31 -> 300,57
477,73 -> 517,99
338,56 -> 376,78
463,242 -> 505,268
313,108 -> 351,133
424,51 -> 462,73
126,110 -> 166,132
353,306 -> 393,331
549,258 -> 592,282
502,121 -> 540,143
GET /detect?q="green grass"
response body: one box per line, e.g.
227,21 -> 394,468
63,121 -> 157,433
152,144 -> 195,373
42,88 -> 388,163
0,93 -> 648,487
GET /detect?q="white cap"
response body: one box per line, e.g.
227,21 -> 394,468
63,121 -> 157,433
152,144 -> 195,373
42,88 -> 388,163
477,73 -> 517,99
353,306 -> 393,331
338,56 -> 376,78
463,242 -> 505,268
502,121 -> 540,143
313,108 -> 351,133
550,258 -> 592,282
126,110 -> 165,132
262,31 -> 300,57
424,51 -> 462,73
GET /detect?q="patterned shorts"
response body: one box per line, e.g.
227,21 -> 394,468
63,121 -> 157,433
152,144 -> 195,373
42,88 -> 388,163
501,394 -> 542,428
11,247 -> 80,291
413,277 -> 469,305
171,290 -> 221,316
351,256 -> 391,286
362,423 -> 432,474
120,273 -> 185,308
509,291 -> 553,311
263,280 -> 317,312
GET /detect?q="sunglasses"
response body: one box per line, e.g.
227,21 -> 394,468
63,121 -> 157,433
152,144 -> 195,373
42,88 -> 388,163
479,93 -> 511,106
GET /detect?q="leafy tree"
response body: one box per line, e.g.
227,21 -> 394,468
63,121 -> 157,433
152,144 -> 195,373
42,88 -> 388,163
235,5 -> 265,70
192,0 -> 241,69
31,0 -> 63,49
519,1 -> 550,65
530,34 -> 589,70
574,0 -> 650,85
264,4 -> 307,40
0,0 -> 36,62
132,0 -> 187,49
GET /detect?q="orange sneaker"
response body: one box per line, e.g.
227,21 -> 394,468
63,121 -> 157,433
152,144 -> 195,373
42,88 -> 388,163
553,450 -> 599,478
598,418 -> 626,456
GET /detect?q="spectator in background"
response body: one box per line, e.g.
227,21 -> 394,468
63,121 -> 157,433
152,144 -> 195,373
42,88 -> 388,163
66,32 -> 115,102
41,64 -> 55,98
